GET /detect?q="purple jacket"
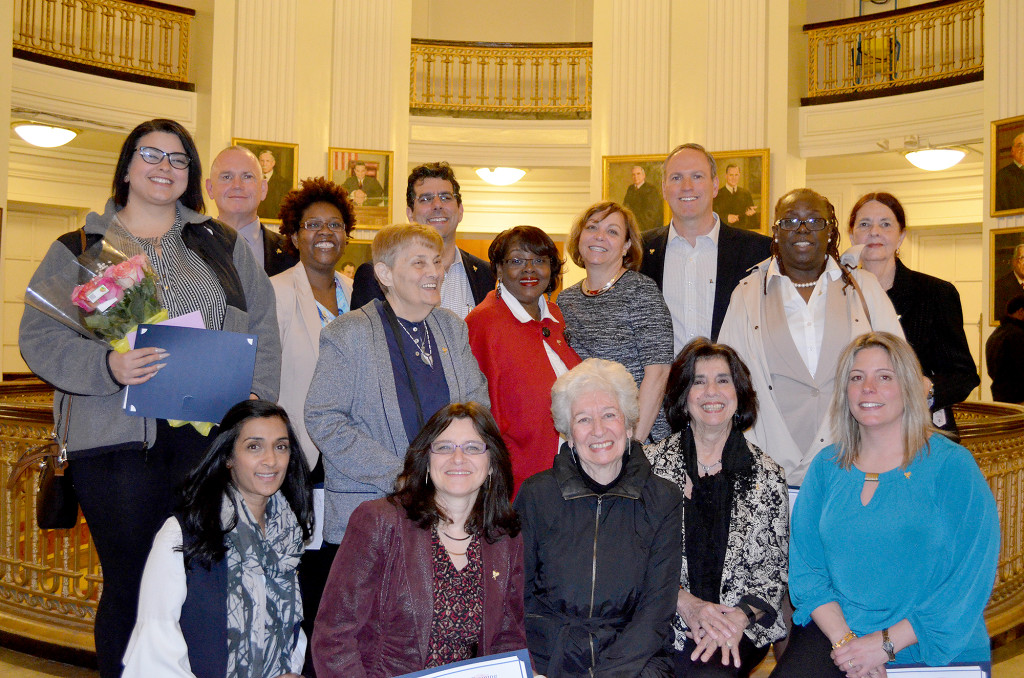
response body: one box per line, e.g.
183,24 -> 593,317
313,498 -> 527,677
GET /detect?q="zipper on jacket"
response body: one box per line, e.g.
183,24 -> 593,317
588,495 -> 602,673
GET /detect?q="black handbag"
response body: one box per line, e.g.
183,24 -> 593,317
7,395 -> 79,530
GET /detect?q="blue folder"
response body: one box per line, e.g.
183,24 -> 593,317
124,324 -> 258,424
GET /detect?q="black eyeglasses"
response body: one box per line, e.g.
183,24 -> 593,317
300,219 -> 348,232
774,217 -> 834,231
504,256 -> 550,268
136,146 -> 191,169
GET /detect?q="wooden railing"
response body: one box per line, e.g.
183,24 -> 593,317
410,39 -> 592,119
803,0 -> 983,104
2,386 -> 1023,650
13,0 -> 194,87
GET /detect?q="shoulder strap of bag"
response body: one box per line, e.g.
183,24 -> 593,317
6,395 -> 71,491
849,274 -> 874,329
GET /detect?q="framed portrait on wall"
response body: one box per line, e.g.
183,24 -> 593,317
231,138 -> 298,225
602,154 -> 667,233
328,147 -> 393,227
991,114 -> 1024,218
710,149 -> 770,234
990,226 -> 1024,324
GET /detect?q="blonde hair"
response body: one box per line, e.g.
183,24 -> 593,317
829,332 -> 935,469
551,358 -> 640,438
372,224 -> 443,269
567,202 -> 644,271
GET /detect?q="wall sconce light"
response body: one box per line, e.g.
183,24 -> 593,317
904,148 -> 966,171
476,167 -> 526,186
12,121 -> 78,148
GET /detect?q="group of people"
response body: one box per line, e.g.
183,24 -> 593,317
18,120 -> 999,678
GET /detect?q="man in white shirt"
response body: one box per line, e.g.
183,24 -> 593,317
206,145 -> 297,276
640,143 -> 771,349
351,162 -> 495,317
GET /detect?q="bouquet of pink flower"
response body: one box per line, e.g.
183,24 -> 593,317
26,239 -> 168,351
71,254 -> 165,343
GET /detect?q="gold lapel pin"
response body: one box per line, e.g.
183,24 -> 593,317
649,248 -> 655,255
492,570 -> 500,580
904,472 -> 912,479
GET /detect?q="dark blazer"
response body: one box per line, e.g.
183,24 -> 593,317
640,222 -> 771,341
995,162 -> 1024,212
259,172 -> 292,221
994,270 -> 1024,322
887,259 -> 979,433
986,316 -> 1024,403
351,248 -> 496,311
262,225 -> 299,277
313,498 -> 526,678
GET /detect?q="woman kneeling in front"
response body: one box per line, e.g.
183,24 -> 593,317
516,358 -> 683,677
772,332 -> 999,678
312,403 -> 526,677
123,400 -> 314,678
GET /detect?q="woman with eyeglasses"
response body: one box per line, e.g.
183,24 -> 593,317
466,226 -> 581,494
313,403 -> 526,677
19,119 -> 281,677
270,177 -> 355,672
557,201 -> 675,443
718,189 -> 903,488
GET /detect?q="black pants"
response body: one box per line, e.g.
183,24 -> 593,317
673,634 -> 770,678
768,621 -> 845,678
69,421 -> 209,678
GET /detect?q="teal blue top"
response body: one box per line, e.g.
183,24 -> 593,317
790,433 -> 999,665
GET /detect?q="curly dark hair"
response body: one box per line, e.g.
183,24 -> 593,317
768,188 -> 854,294
488,225 -> 563,295
277,177 -> 356,254
390,403 -> 519,543
112,119 -> 205,213
405,162 -> 462,209
179,400 -> 314,569
664,338 -> 758,433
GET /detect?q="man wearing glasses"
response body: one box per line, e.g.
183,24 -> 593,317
206,145 -> 297,276
640,143 -> 770,350
351,161 -> 495,317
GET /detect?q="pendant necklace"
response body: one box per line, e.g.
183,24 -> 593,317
396,318 -> 434,367
698,459 -> 722,475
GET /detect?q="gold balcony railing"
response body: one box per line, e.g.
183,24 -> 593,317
2,386 -> 1023,651
410,39 -> 592,119
803,0 -> 983,104
13,0 -> 194,88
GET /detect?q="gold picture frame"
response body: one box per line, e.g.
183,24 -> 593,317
231,138 -> 298,225
989,226 -> 1024,324
991,114 -> 1024,218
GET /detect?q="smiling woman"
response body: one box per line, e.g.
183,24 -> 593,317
718,188 -> 905,487
466,225 -> 581,494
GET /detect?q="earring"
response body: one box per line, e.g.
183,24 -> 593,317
425,468 -> 430,485
733,412 -> 741,425
495,282 -> 502,299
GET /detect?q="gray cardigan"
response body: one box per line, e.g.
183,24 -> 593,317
18,200 -> 281,457
305,301 -> 489,543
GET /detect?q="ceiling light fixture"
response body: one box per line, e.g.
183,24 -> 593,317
12,122 -> 78,148
476,167 -> 526,186
904,148 -> 966,172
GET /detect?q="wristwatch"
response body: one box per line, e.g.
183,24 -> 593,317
882,627 -> 896,662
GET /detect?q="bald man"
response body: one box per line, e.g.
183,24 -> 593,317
206,146 -> 297,276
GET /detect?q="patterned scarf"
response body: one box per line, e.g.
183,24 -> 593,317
222,487 -> 305,678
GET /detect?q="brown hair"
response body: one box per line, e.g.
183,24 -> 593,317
567,201 -> 644,271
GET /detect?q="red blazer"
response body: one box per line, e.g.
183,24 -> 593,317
466,291 -> 581,494
313,498 -> 526,678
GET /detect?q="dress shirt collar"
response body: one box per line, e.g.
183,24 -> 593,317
497,282 -> 558,324
667,213 -> 721,248
766,255 -> 843,285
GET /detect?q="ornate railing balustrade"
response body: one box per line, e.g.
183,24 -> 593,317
803,0 -> 983,104
13,0 -> 194,88
410,39 -> 592,118
1,385 -> 1022,651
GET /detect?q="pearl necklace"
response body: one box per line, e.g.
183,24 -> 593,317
791,280 -> 817,288
582,268 -> 626,296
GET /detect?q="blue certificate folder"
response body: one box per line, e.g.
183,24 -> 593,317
124,324 -> 258,423
395,649 -> 532,678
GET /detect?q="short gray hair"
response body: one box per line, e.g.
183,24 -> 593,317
551,359 -> 640,438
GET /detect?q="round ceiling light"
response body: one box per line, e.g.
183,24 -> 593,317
904,148 -> 966,171
476,167 -> 526,186
12,122 -> 78,148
